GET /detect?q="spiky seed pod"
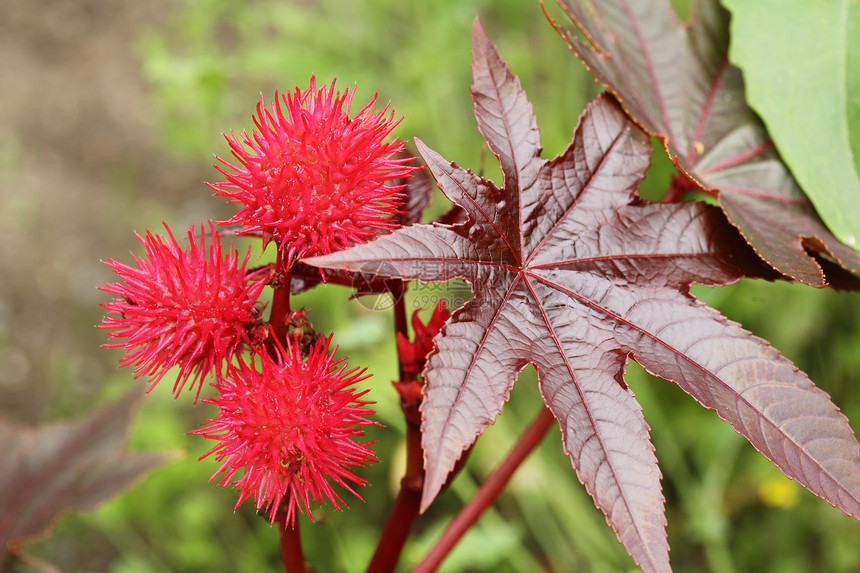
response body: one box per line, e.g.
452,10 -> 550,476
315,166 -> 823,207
195,335 -> 378,525
212,77 -> 418,261
100,222 -> 267,400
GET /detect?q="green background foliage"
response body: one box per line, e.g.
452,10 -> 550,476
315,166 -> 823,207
724,0 -> 860,249
10,1 -> 860,572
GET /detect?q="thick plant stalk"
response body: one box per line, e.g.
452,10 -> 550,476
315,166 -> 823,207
277,512 -> 307,573
392,282 -> 409,382
268,250 -> 293,346
412,407 -> 556,573
269,249 -> 306,572
365,383 -> 425,572
366,288 -> 425,572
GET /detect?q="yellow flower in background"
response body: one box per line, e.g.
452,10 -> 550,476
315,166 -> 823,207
758,476 -> 799,509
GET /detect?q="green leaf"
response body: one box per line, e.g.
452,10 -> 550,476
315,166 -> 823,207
724,0 -> 860,249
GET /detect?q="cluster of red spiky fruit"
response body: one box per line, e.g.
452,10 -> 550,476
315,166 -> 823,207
100,77 -> 414,524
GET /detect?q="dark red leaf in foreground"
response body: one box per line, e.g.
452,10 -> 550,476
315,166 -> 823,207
306,19 -> 860,572
547,0 -> 860,286
0,390 -> 176,568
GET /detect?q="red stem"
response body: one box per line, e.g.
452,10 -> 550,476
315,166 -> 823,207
268,249 -> 304,572
268,249 -> 292,345
365,398 -> 425,572
411,407 -> 556,573
366,286 -> 423,573
391,282 -> 409,382
277,511 -> 308,573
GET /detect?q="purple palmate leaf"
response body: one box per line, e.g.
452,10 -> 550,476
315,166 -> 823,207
0,390 -> 176,569
305,19 -> 860,573
547,0 -> 860,287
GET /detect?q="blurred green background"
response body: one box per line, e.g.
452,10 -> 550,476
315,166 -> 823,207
1,0 -> 858,571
